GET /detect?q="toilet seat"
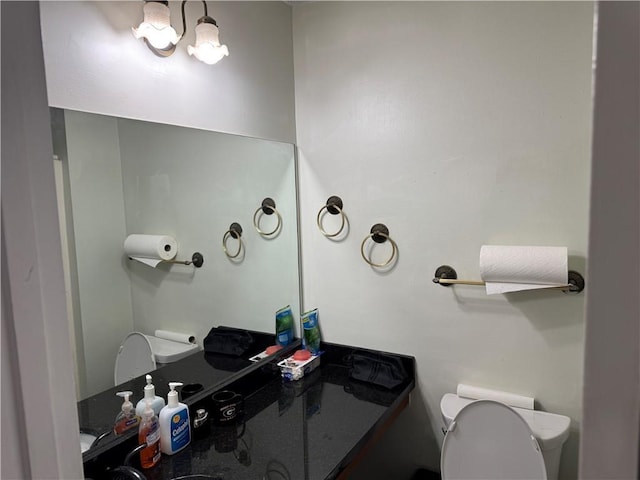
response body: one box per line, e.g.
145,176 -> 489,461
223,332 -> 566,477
441,399 -> 547,480
114,332 -> 156,385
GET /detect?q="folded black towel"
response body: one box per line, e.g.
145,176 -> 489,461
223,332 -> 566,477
203,327 -> 254,357
346,349 -> 409,390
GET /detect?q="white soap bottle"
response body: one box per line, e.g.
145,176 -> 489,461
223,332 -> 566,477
136,374 -> 165,417
159,382 -> 191,455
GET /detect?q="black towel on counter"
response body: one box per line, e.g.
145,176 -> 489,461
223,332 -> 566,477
203,326 -> 254,356
346,349 -> 409,390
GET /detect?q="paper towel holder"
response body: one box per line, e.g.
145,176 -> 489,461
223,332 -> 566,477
432,265 -> 584,293
165,252 -> 204,268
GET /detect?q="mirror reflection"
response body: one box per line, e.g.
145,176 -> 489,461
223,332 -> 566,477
50,108 -> 301,402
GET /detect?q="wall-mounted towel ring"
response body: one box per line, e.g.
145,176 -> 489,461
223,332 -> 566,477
253,197 -> 282,237
317,196 -> 346,238
223,223 -> 244,259
360,223 -> 398,268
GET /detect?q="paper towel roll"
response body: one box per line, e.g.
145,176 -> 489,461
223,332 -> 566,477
479,245 -> 568,295
457,383 -> 534,410
124,234 -> 177,268
154,330 -> 196,345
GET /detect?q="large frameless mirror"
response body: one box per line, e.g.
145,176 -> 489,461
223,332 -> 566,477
50,108 -> 301,454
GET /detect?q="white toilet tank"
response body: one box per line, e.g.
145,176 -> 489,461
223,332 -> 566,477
440,393 -> 571,480
146,334 -> 199,364
115,332 -> 199,385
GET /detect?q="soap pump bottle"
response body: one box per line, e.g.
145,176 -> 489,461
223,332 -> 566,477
138,399 -> 161,469
114,391 -> 140,435
136,374 -> 165,417
159,382 -> 191,455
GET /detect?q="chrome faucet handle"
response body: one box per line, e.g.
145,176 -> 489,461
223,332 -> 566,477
194,408 -> 209,429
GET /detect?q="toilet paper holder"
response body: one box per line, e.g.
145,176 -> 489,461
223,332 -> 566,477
432,265 -> 585,293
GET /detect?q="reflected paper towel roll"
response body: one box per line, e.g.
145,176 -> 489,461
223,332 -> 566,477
479,245 -> 568,295
154,330 -> 196,345
124,234 -> 177,268
457,383 -> 534,410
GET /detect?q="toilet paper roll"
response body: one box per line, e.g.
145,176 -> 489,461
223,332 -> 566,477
124,234 -> 177,268
457,384 -> 534,410
154,330 -> 196,345
479,245 -> 568,295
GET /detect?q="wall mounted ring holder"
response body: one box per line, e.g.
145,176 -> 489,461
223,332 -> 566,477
432,265 -> 585,294
360,223 -> 398,268
165,252 -> 205,268
317,195 -> 346,238
253,197 -> 282,237
223,223 -> 244,259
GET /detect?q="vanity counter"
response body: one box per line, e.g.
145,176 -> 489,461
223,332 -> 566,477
84,344 -> 415,480
79,327 -> 281,460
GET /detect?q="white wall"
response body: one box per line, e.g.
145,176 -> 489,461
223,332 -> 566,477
59,110 -> 135,398
580,2 -> 640,478
117,118 -> 299,348
292,2 -> 593,478
40,1 -> 296,144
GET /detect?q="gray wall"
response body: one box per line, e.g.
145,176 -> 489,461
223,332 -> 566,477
580,2 -> 640,478
1,2 -> 83,478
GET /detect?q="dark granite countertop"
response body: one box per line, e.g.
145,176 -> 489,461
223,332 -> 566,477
79,328 -> 299,462
83,342 -> 415,480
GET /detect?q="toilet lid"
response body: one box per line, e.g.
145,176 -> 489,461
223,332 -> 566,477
441,400 -> 547,480
114,332 -> 156,385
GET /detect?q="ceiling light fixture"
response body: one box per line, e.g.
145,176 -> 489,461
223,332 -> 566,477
132,0 -> 229,64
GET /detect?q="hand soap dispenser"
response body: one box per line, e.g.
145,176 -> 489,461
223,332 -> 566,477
136,374 -> 165,417
138,399 -> 161,469
159,382 -> 191,455
114,391 -> 140,435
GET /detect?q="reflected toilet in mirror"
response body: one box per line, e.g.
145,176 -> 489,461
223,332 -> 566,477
114,332 -> 198,385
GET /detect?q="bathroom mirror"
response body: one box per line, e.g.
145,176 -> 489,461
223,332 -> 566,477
50,108 -> 301,404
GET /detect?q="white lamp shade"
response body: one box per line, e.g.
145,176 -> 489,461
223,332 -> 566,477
132,1 -> 180,50
187,22 -> 229,65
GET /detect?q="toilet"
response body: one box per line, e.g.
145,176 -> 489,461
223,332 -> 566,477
440,392 -> 571,480
114,332 -> 199,385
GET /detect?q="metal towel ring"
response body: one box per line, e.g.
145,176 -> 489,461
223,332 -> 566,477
253,198 -> 282,237
360,224 -> 398,268
317,196 -> 346,238
223,223 -> 244,259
